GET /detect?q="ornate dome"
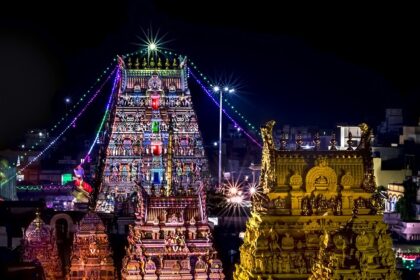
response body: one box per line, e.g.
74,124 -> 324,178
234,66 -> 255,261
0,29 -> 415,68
25,211 -> 51,243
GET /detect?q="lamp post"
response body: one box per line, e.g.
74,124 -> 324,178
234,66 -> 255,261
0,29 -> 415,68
65,97 -> 71,111
213,86 -> 235,189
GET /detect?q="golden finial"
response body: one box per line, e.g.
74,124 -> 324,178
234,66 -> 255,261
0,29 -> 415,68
357,123 -> 372,150
150,57 -> 155,68
127,57 -> 132,69
313,132 -> 320,151
142,57 -> 147,68
279,131 -> 287,151
157,57 -> 162,69
347,131 -> 353,151
165,58 -> 170,69
172,58 -> 178,68
330,133 -> 337,151
135,57 -> 140,69
295,132 -> 303,150
34,210 -> 42,229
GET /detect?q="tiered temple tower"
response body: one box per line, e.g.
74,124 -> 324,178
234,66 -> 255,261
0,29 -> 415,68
234,121 -> 399,280
22,211 -> 63,280
67,212 -> 115,279
96,55 -> 207,215
91,53 -> 223,279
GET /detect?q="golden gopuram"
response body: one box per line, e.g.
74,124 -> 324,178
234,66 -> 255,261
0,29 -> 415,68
234,121 -> 400,280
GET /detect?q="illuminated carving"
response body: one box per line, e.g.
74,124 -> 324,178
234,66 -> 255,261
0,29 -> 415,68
234,121 -> 400,280
116,54 -> 224,280
22,211 -> 63,280
67,212 -> 115,279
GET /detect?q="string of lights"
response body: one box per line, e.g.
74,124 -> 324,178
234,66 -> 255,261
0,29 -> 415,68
25,60 -> 117,154
16,185 -> 73,191
2,49 -> 261,187
84,67 -> 121,161
188,61 -> 261,137
0,66 -> 117,188
189,69 -> 262,148
118,48 -> 261,140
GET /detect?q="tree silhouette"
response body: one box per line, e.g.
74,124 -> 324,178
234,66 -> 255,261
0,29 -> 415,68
396,178 -> 418,221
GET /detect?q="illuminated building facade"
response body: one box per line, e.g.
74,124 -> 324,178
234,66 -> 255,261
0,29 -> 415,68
22,211 -> 63,280
95,55 -> 207,214
100,54 -> 224,279
234,121 -> 399,280
67,212 -> 115,279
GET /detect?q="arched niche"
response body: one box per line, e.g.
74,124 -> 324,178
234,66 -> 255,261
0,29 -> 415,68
305,159 -> 337,193
50,213 -> 74,239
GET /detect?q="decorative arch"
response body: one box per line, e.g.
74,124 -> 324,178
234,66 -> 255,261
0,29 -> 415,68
50,213 -> 75,238
305,159 -> 337,193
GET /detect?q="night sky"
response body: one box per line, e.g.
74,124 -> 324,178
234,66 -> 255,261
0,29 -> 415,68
1,2 -> 420,149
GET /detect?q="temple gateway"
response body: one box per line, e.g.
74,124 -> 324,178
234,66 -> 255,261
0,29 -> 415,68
234,121 -> 400,280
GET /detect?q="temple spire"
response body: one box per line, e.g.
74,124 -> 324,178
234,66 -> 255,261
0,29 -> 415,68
347,131 -> 353,151
279,131 -> 287,151
127,57 -> 132,69
295,132 -> 303,150
313,132 -> 320,151
330,132 -> 337,151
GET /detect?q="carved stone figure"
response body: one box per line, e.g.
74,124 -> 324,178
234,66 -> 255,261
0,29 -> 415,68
281,233 -> 294,250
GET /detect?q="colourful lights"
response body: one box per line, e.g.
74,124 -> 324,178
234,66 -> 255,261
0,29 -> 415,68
16,185 -> 73,191
151,96 -> 160,110
0,66 -> 118,188
84,67 -> 120,160
25,60 -> 116,153
189,69 -> 262,148
152,141 -> 163,156
2,49 -> 262,188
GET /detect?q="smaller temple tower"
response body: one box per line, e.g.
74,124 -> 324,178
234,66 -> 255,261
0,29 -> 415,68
67,212 -> 115,279
23,211 -> 63,280
234,121 -> 400,280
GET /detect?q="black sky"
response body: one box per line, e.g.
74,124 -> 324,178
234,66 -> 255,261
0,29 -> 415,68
1,1 -> 420,149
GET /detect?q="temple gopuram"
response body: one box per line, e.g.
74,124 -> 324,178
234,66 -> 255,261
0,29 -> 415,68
234,121 -> 400,280
67,212 -> 115,279
89,52 -> 224,279
23,211 -> 63,280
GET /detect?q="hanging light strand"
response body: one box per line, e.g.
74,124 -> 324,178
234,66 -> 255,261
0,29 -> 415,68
189,68 -> 262,148
0,66 -> 118,188
25,60 -> 117,153
84,67 -> 121,160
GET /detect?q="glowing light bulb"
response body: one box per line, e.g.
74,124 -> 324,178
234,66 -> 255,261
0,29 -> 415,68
149,43 -> 157,50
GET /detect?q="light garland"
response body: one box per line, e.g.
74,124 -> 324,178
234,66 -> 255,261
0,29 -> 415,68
25,60 -> 117,153
114,48 -> 262,146
187,61 -> 261,137
84,67 -> 121,161
16,185 -> 73,191
1,49 -> 262,187
189,69 -> 262,148
0,66 -> 118,188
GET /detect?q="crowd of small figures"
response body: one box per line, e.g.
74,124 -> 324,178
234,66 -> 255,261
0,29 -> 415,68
126,56 -> 180,70
235,216 -> 399,279
300,194 -> 384,216
117,95 -> 192,107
